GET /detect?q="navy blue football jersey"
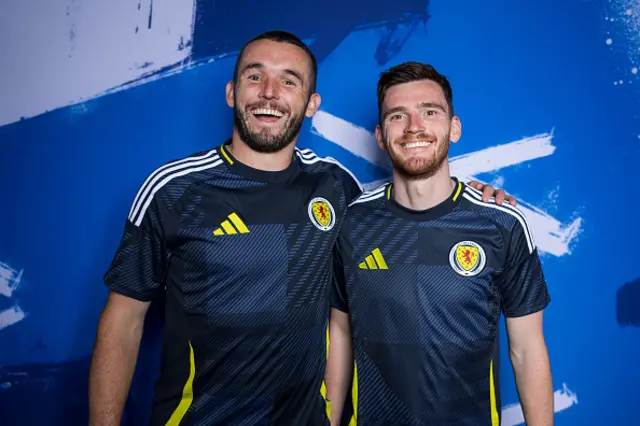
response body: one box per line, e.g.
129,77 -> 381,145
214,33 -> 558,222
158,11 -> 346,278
332,178 -> 550,426
104,141 -> 362,426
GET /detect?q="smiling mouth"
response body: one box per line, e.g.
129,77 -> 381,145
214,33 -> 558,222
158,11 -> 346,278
250,107 -> 286,123
401,140 -> 433,149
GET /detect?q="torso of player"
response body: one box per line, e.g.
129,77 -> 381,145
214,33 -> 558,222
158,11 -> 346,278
340,182 -> 506,425
165,169 -> 344,327
151,145 -> 357,425
345,207 -> 505,356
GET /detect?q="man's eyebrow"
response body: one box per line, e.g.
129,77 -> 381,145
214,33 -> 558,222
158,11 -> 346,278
283,68 -> 303,83
382,106 -> 407,119
418,102 -> 448,113
241,63 -> 304,84
240,62 -> 264,74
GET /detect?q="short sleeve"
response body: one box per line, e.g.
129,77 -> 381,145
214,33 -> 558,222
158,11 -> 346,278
500,217 -> 551,317
104,192 -> 169,302
330,231 -> 350,313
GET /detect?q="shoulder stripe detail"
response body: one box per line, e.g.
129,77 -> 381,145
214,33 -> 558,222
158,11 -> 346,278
350,183 -> 386,202
295,147 -> 315,158
129,152 -> 222,227
462,189 -> 535,253
129,149 -> 218,219
349,186 -> 386,206
295,150 -> 363,192
464,186 -> 529,222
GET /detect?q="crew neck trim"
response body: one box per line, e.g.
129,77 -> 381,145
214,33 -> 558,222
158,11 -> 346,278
386,177 -> 463,221
218,139 -> 299,183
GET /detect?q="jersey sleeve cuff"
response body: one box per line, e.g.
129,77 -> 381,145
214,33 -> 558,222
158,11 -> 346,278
330,302 -> 349,313
105,281 -> 161,302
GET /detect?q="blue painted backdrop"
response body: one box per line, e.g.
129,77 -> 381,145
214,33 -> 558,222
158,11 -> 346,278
1,0 -> 639,425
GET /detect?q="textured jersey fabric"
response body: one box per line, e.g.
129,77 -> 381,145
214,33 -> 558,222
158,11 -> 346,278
332,178 -> 550,426
105,141 -> 362,426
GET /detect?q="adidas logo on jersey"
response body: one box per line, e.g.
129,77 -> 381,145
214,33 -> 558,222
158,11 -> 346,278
358,248 -> 388,270
213,213 -> 250,236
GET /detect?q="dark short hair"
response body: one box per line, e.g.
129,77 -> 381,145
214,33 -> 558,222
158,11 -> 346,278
233,30 -> 318,95
377,62 -> 454,121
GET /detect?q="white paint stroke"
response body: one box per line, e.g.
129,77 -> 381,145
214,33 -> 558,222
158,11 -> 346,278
311,110 -> 393,170
502,383 -> 578,426
313,110 -> 582,256
449,132 -> 556,176
0,262 -> 23,298
0,0 -> 196,127
0,306 -> 26,332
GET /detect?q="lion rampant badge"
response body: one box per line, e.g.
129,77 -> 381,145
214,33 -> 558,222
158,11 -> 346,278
449,241 -> 486,276
308,197 -> 335,231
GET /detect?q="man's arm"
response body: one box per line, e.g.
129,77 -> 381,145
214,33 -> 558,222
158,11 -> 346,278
500,204 -> 553,425
89,291 -> 151,426
326,308 -> 353,425
325,232 -> 354,425
89,178 -> 170,425
506,311 -> 554,426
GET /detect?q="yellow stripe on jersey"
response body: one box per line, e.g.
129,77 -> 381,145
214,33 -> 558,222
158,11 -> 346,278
364,255 -> 377,269
228,212 -> 250,233
490,359 -> 499,426
165,341 -> 196,426
321,324 -> 332,421
220,220 -> 237,234
372,248 -> 388,269
452,181 -> 463,201
219,144 -> 234,164
348,362 -> 359,426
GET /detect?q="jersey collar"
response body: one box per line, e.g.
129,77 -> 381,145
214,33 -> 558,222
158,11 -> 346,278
218,139 -> 299,184
385,177 -> 463,221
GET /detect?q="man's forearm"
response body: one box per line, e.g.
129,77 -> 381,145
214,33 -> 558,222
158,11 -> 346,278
325,309 -> 353,425
511,344 -> 554,426
88,309 -> 145,426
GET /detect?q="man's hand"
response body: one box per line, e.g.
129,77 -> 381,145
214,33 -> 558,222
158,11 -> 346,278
467,180 -> 517,206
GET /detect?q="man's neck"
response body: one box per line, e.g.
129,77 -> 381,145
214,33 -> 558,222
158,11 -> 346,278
392,163 -> 454,211
227,130 -> 296,171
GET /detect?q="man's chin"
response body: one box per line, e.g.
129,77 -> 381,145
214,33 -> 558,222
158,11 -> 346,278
392,158 -> 442,180
244,134 -> 294,154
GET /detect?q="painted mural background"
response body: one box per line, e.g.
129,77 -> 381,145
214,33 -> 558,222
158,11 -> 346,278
1,0 -> 639,424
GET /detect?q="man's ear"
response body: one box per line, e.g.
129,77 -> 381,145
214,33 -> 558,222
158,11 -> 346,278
450,115 -> 462,143
305,93 -> 322,117
375,124 -> 386,151
225,81 -> 235,108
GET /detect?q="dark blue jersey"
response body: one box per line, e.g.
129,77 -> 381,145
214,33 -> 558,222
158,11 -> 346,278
104,141 -> 362,426
332,178 -> 550,426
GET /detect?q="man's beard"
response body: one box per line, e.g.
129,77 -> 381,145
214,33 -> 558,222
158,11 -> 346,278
234,100 -> 307,154
385,131 -> 450,181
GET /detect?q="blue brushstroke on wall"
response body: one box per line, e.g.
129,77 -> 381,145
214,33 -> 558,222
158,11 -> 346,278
1,0 -> 639,425
190,0 -> 429,63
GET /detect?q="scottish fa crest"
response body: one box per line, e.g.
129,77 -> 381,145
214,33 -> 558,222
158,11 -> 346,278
308,197 -> 335,231
449,241 -> 486,276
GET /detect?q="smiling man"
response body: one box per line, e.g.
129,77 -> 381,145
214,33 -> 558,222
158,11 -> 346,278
326,62 -> 553,426
88,33 -> 513,426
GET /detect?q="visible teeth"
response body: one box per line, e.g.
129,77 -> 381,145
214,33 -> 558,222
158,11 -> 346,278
404,141 -> 432,149
252,108 -> 284,117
